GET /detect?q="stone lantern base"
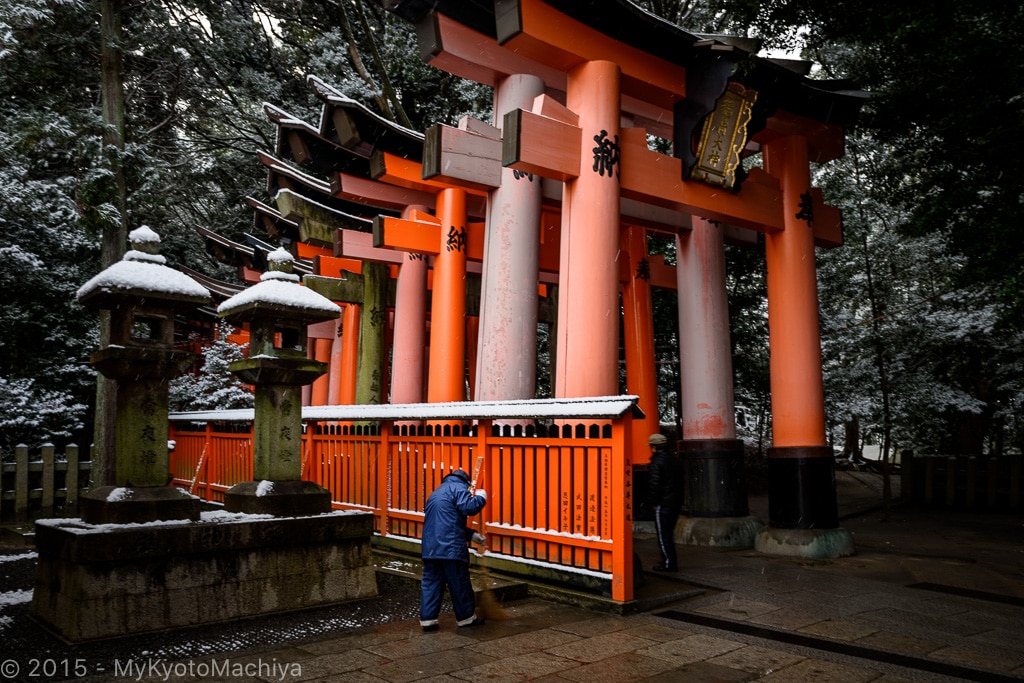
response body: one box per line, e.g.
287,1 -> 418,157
80,486 -> 201,525
31,510 -> 377,642
224,480 -> 332,516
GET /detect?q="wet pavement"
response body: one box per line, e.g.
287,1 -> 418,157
1,470 -> 1022,682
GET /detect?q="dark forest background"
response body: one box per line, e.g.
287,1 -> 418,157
1,0 -> 1020,460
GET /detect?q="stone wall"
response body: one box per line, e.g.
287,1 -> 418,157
31,510 -> 377,642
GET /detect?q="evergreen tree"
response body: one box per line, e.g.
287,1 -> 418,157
0,0 -> 102,450
170,321 -> 253,411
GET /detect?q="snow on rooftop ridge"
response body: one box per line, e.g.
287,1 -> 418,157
262,101 -> 317,130
170,395 -> 641,423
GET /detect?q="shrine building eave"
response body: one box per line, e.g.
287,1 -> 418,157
247,196 -> 301,244
194,226 -> 313,278
307,75 -> 425,162
265,102 -> 373,178
177,266 -> 245,304
258,150 -> 400,221
196,226 -> 264,273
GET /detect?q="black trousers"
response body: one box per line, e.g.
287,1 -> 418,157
653,504 -> 679,570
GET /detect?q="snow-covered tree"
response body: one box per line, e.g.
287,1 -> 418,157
170,322 -> 253,412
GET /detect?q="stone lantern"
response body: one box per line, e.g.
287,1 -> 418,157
217,247 -> 340,515
76,226 -> 211,523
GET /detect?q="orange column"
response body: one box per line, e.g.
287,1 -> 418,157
555,60 -> 622,398
390,251 -> 428,405
328,317 -> 344,405
310,337 -> 332,406
339,303 -> 359,405
466,315 -> 479,401
762,136 -> 826,447
761,134 -> 837,530
622,225 -> 659,465
427,188 -> 468,403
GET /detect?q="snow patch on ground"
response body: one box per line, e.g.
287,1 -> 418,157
0,589 -> 33,608
0,552 -> 36,564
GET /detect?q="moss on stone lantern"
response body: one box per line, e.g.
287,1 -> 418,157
76,226 -> 211,524
217,247 -> 341,515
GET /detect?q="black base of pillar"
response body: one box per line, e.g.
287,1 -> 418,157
680,439 -> 749,517
225,480 -> 332,516
767,446 -> 839,529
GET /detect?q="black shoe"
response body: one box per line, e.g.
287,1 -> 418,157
458,616 -> 486,628
651,565 -> 677,572
421,623 -> 439,632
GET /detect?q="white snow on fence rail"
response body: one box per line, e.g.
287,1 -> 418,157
170,395 -> 641,423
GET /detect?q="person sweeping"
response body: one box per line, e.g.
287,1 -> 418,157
419,468 -> 488,631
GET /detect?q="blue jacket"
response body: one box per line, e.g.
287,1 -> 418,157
421,470 -> 487,562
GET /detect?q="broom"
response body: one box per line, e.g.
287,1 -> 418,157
470,455 -> 507,620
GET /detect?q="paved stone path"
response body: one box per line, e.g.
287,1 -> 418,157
2,470 -> 1021,682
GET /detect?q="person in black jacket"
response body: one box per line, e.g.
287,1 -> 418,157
419,468 -> 488,631
647,433 -> 682,572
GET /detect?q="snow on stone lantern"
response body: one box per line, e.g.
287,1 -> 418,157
217,247 -> 340,515
76,225 -> 211,524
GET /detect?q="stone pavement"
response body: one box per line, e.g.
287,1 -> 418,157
3,470 -> 1022,682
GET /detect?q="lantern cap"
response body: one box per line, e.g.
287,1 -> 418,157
76,226 -> 210,309
217,247 -> 339,323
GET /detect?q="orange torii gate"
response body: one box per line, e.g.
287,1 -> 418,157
266,80 -> 678,457
423,113 -> 680,460
378,0 -> 864,555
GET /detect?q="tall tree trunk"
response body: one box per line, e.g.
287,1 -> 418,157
93,0 -> 128,487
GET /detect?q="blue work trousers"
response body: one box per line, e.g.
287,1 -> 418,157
420,558 -> 476,624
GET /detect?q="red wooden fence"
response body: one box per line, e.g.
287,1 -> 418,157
169,397 -> 640,601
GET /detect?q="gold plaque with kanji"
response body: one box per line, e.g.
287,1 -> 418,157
690,82 -> 757,190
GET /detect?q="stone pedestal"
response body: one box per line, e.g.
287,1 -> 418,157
754,526 -> 855,559
79,485 -> 200,525
676,515 -> 764,549
224,480 -> 332,517
31,511 -> 377,642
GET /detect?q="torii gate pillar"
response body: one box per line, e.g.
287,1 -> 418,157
475,74 -> 545,404
758,135 -> 853,557
427,188 -> 469,403
390,212 -> 430,406
676,218 -> 761,547
555,61 -> 622,398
